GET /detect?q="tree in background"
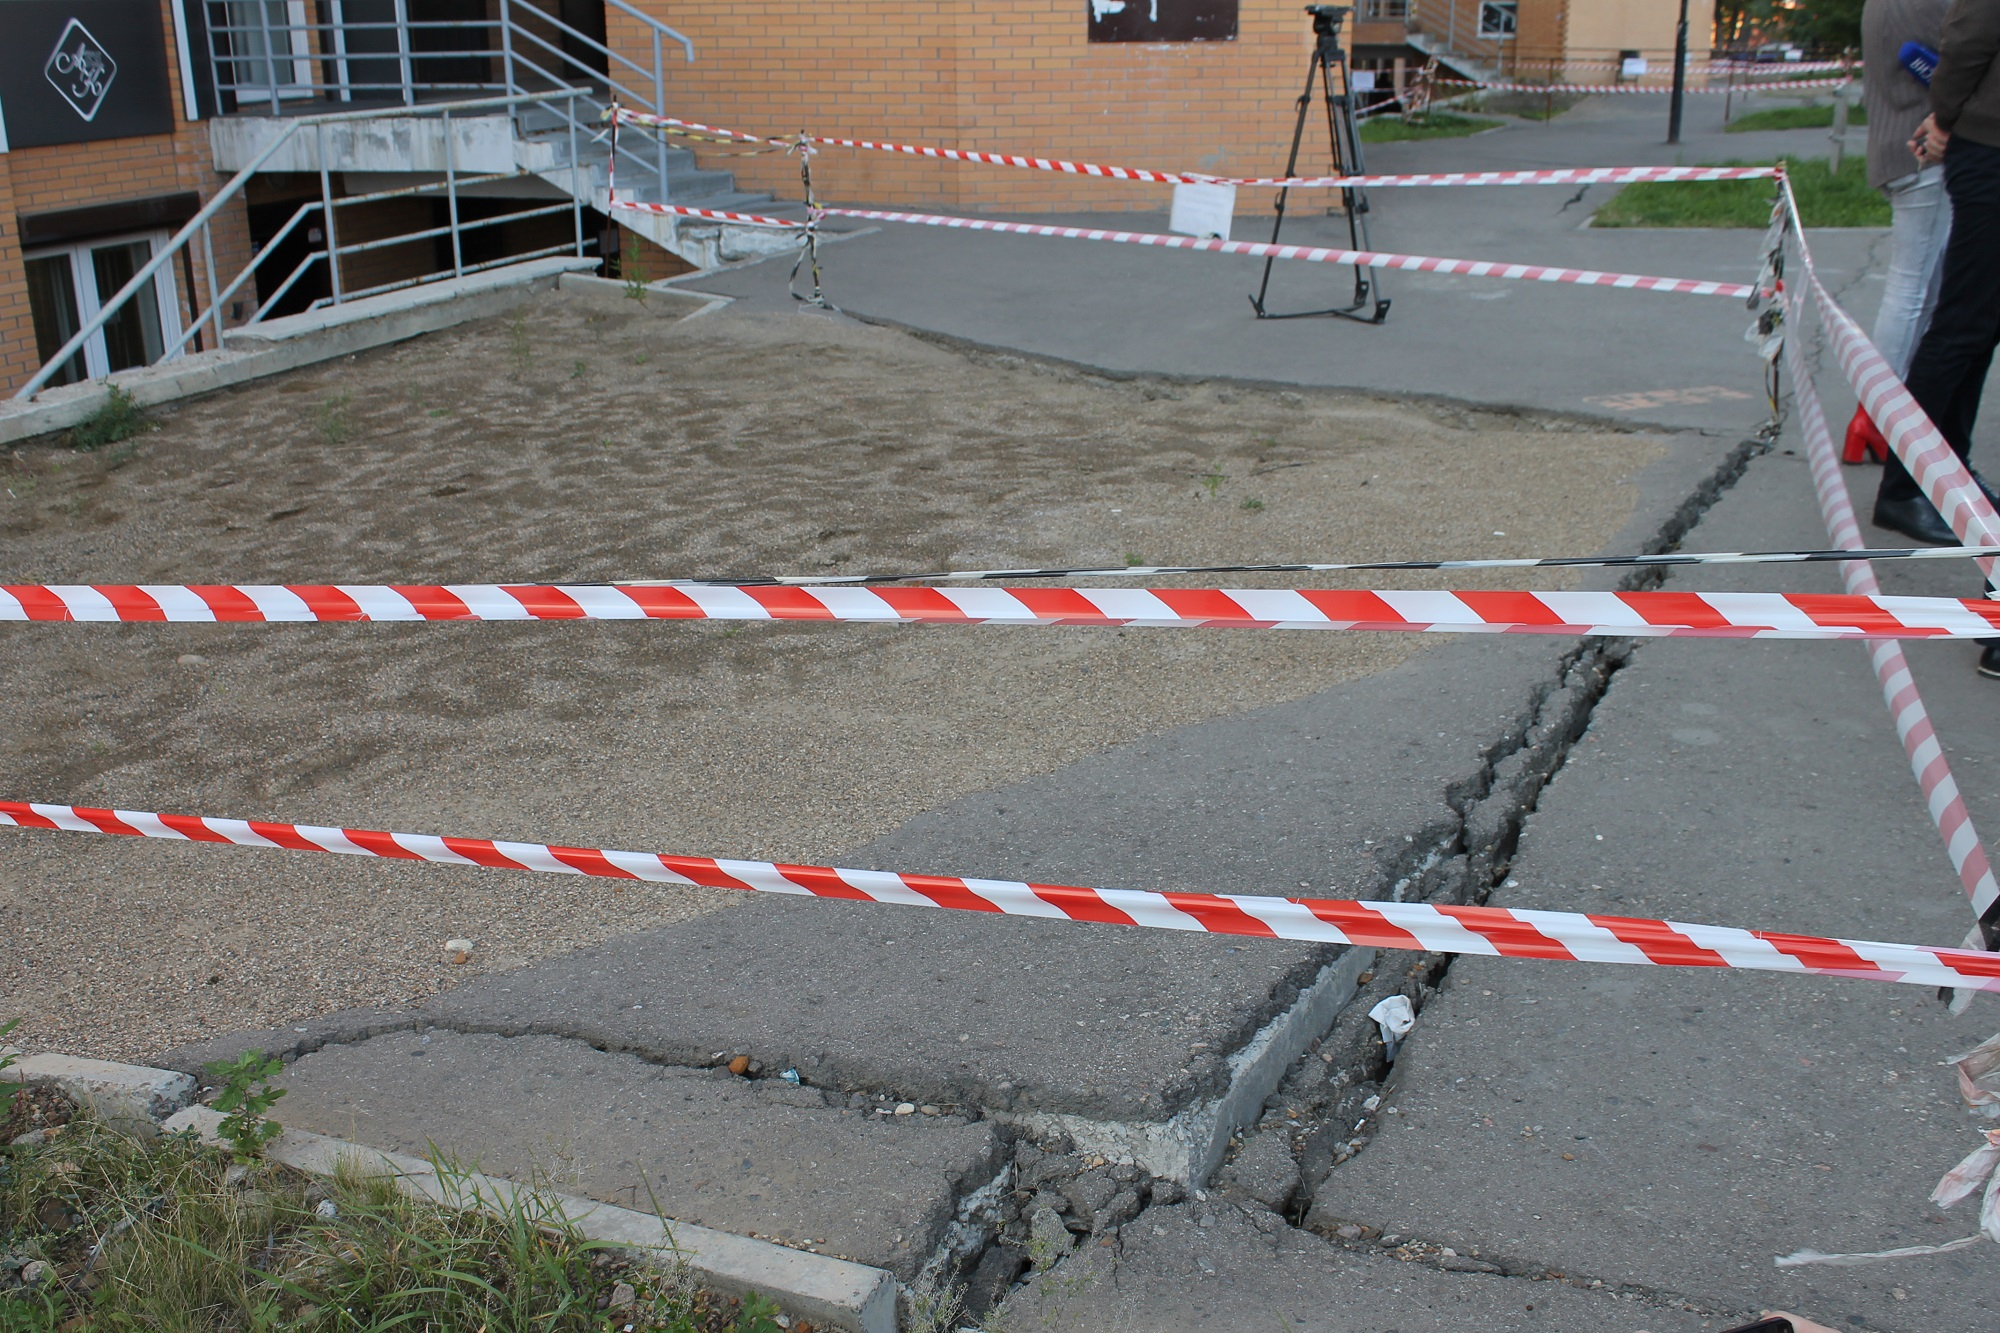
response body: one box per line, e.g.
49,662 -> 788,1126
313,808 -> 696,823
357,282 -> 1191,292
1714,0 -> 1864,55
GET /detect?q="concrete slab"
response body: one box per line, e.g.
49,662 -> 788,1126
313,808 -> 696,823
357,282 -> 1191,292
991,1201 -> 1717,1333
266,1029 -> 1002,1280
1311,445 -> 2000,1333
6,1052 -> 193,1127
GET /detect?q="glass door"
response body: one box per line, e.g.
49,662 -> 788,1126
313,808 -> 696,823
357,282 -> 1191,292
24,232 -> 185,384
222,0 -> 315,106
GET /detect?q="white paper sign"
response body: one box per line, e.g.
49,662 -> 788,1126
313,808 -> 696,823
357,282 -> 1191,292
1351,69 -> 1376,92
1170,182 -> 1236,240
1621,56 -> 1649,76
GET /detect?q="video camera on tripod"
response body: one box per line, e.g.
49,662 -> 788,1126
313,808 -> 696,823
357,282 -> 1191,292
1249,3 -> 1391,323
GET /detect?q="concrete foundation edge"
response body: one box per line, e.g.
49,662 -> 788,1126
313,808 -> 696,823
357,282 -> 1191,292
159,1105 -> 898,1333
991,946 -> 1374,1184
0,256 -> 596,446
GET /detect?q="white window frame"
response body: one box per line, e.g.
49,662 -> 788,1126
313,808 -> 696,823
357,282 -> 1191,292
25,229 -> 187,380
1478,0 -> 1517,40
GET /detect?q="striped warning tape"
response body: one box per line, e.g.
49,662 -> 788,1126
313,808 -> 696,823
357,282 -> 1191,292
809,208 -> 1759,299
608,111 -> 1778,190
633,545 -> 2000,588
1437,77 -> 1849,94
611,199 -> 806,228
1780,181 -> 2000,565
9,583 -> 2000,640
5,798 -> 1997,996
1777,182 -> 2000,956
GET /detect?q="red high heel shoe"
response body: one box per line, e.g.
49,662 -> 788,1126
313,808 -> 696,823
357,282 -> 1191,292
1844,404 -> 1890,464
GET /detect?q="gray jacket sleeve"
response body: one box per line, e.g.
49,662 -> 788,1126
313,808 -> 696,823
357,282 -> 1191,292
1933,0 -> 2000,130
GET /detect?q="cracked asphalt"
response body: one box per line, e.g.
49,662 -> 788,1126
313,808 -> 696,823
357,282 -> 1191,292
43,90 -> 2000,1330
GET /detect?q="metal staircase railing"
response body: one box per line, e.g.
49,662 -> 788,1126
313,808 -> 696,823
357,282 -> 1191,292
200,0 -> 693,202
15,90 -> 589,402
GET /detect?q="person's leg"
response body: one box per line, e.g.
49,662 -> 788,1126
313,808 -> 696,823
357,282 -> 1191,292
1877,140 -> 2000,510
1870,165 -> 1952,377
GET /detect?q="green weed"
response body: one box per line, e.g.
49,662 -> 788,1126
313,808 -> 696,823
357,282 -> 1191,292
312,389 -> 352,445
68,385 -> 151,451
1240,497 -> 1264,511
203,1051 -> 286,1164
1200,464 -> 1226,499
509,310 -> 534,370
624,238 -> 652,300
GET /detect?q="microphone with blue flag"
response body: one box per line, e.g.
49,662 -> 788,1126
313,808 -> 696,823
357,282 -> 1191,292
1901,39 -> 1939,84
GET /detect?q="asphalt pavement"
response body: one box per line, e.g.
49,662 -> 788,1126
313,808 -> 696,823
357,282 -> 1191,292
158,92 -> 2000,1330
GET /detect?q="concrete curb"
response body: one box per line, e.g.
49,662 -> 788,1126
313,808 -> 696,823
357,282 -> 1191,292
0,256 -> 596,446
160,1106 -> 897,1333
6,1052 -> 194,1130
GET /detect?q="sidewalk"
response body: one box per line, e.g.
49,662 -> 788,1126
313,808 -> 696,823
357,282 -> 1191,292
147,94 -> 2000,1331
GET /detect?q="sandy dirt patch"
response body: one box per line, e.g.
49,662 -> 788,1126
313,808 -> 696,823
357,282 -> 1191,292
1,289 -> 1665,1059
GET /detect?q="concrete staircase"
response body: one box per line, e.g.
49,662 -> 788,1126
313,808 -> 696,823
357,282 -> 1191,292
512,99 -> 800,269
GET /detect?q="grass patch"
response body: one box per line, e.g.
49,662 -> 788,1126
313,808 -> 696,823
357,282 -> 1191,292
1726,102 -> 1866,133
66,386 -> 152,452
0,1091 -> 798,1331
1359,111 -> 1503,142
1591,155 -> 1889,228
1474,90 -> 1587,121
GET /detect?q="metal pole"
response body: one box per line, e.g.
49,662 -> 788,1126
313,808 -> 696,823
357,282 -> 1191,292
318,122 -> 344,303
394,0 -> 414,105
1446,0 -> 1456,56
444,109 -> 463,278
1667,0 -> 1689,144
201,221 -> 227,350
255,0 -> 281,114
568,91 -> 584,256
653,32 -> 667,201
1830,78 -> 1852,174
499,0 -> 515,92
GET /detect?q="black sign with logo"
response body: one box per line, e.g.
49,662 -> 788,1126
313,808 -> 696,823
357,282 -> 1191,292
0,0 -> 176,147
1087,0 -> 1238,43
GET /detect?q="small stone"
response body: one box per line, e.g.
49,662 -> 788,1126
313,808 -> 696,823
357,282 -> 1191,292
919,1105 -> 940,1116
894,1102 -> 916,1116
19,1260 -> 50,1288
1892,1288 -> 1908,1301
608,1281 -> 636,1309
443,939 -> 475,965
224,1164 -> 250,1187
1378,1233 -> 1402,1246
10,1130 -> 46,1147
1334,1223 -> 1364,1240
177,653 -> 206,665
315,1199 -> 338,1220
727,1055 -> 751,1076
1029,1206 -> 1073,1258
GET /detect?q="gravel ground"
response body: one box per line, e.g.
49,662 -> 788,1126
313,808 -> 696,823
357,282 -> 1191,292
1,288 -> 1666,1060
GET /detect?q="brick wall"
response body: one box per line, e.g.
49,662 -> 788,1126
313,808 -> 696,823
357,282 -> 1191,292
607,1 -> 1332,213
1,0 -> 255,395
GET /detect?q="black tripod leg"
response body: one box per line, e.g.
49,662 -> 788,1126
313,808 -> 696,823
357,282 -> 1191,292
1316,48 -> 1371,312
1250,57 -> 1320,317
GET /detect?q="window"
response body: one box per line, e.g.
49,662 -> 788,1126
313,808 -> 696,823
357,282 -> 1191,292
1478,1 -> 1517,39
24,232 -> 185,387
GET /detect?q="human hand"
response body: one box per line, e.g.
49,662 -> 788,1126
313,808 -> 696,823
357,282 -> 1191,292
1913,113 -> 1951,164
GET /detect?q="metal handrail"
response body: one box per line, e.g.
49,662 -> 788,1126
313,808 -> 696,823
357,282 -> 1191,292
16,90 -> 586,401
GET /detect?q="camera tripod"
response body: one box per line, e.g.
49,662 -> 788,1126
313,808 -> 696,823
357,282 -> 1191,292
1249,5 -> 1391,324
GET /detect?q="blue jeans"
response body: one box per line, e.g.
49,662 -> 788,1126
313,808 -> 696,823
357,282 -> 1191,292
1870,165 -> 1951,380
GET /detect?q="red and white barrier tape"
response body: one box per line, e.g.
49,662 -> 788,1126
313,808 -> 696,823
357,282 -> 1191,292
1781,183 -> 2000,567
805,208 -> 1756,298
1439,77 -> 1849,94
5,798 -> 1999,996
1777,187 -> 2000,953
609,112 -> 1777,190
611,199 -> 807,229
10,583 -> 2000,640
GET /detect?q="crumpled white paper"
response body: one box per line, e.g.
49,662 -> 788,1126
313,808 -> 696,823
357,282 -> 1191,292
1368,994 -> 1416,1060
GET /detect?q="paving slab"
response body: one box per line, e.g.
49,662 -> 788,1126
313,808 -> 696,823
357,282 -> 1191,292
1312,442 -> 2000,1333
266,1028 -> 1000,1279
991,1200 -> 1716,1333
